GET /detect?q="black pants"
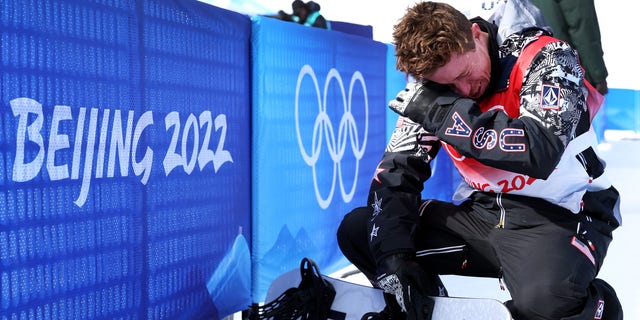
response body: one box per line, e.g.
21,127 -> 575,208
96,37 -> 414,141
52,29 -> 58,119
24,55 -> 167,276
337,193 -> 622,320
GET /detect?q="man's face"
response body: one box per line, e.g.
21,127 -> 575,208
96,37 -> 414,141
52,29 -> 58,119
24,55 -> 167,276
423,24 -> 492,99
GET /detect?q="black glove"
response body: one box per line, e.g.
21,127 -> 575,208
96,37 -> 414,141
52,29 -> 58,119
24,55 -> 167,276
375,253 -> 447,319
388,81 -> 460,133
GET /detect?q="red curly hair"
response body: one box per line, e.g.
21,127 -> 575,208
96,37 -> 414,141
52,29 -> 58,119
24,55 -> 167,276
393,2 -> 475,79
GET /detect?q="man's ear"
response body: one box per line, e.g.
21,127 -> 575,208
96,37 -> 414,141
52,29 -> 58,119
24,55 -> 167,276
470,23 -> 483,40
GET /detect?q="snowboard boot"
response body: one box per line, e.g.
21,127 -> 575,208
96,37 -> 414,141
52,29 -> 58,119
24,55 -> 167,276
565,278 -> 623,320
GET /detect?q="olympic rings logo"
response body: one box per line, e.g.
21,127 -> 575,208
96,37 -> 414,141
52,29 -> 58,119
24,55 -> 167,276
295,65 -> 369,209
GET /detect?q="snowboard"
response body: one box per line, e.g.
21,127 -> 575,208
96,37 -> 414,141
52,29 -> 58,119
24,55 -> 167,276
265,267 -> 512,320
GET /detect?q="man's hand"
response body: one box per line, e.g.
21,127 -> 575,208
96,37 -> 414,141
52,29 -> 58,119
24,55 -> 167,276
376,253 -> 446,319
388,81 -> 460,133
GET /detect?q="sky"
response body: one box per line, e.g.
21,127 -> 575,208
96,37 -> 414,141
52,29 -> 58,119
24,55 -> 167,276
201,0 -> 639,90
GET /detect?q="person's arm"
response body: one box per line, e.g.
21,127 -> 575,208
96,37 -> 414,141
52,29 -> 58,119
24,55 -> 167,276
557,0 -> 608,92
366,116 -> 448,314
390,42 -> 589,180
366,117 -> 440,263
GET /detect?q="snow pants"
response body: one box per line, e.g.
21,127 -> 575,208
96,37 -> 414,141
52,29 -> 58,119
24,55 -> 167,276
337,192 -> 623,319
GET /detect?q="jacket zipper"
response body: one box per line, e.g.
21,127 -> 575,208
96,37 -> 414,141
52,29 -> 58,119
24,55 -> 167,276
494,194 -> 507,290
495,193 -> 506,228
498,267 -> 506,291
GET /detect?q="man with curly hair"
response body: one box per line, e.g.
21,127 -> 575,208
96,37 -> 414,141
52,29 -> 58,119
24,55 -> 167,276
338,1 -> 622,319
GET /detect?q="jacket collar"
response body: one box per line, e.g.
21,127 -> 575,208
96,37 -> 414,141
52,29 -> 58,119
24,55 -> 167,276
470,17 -> 501,98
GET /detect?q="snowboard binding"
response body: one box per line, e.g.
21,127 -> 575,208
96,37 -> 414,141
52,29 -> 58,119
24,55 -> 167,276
249,258 -> 337,320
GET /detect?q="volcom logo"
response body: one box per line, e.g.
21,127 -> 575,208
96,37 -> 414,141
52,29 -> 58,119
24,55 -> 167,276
295,65 -> 369,209
541,84 -> 560,110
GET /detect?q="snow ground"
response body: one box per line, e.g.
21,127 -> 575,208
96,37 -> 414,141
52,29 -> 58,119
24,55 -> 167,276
333,132 -> 640,319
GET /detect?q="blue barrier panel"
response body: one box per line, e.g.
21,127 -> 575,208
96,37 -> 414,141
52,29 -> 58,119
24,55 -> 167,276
330,20 -> 373,39
140,1 -> 251,318
1,1 -> 143,318
422,152 -> 462,201
600,88 -> 640,132
251,16 -> 387,302
0,0 -> 251,318
385,43 -> 406,142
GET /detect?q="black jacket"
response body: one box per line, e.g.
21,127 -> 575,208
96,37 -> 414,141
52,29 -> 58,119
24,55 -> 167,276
367,26 -> 619,264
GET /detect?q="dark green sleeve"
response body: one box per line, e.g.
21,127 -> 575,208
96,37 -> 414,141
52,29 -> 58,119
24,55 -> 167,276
531,0 -> 608,84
